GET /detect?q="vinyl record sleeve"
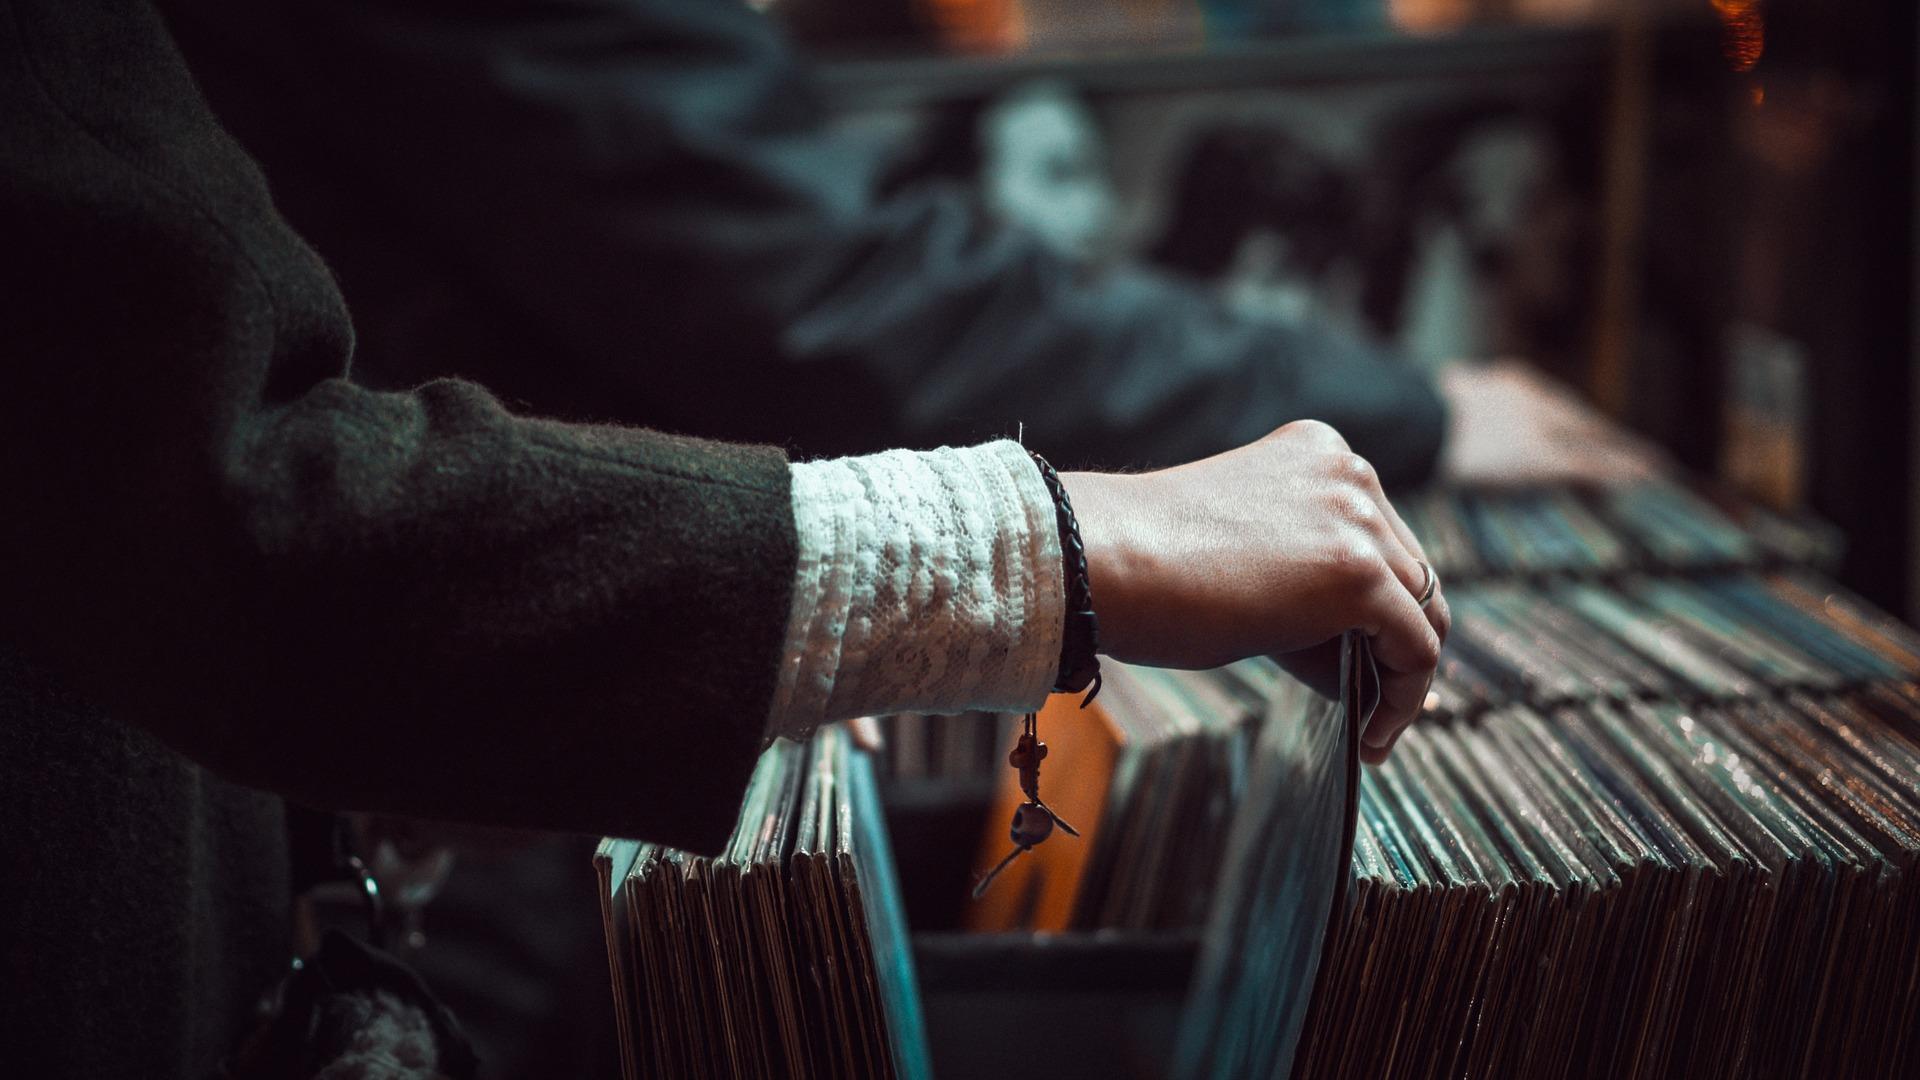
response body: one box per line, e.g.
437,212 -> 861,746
1173,631 -> 1376,1080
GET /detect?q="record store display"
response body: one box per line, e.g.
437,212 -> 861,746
596,728 -> 931,1080
601,476 -> 1920,1079
969,480 -> 1920,1078
1269,569 -> 1920,1080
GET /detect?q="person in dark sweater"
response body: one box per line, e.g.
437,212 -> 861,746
0,2 -> 1448,1077
151,0 -> 1449,483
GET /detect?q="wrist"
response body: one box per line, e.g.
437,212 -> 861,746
1057,471 -> 1149,664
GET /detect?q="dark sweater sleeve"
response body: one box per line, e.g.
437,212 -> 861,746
0,0 -> 795,854
156,0 -> 1446,484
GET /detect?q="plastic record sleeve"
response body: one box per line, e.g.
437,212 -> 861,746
1173,630 -> 1377,1080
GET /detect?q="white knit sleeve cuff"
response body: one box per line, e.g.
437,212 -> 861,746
765,440 -> 1065,740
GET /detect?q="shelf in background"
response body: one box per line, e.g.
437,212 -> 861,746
814,21 -> 1615,107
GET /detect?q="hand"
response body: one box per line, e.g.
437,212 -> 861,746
1063,420 -> 1447,762
1440,360 -> 1661,487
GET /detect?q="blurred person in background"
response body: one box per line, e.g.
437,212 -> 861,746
158,0 -> 1453,482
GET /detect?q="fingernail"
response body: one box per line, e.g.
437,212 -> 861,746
1364,725 -> 1393,749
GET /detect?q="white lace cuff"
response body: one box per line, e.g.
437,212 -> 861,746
765,440 -> 1065,740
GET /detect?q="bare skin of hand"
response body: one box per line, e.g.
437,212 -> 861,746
1441,360 -> 1661,488
1064,420 -> 1448,763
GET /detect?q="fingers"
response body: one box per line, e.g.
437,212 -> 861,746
1358,575 -> 1441,764
1276,417 -> 1352,454
1401,550 -> 1449,662
1282,423 -> 1444,763
1344,453 -> 1436,588
1337,449 -> 1452,661
1332,450 -> 1418,559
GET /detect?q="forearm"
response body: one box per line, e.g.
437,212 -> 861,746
21,376 -> 801,849
780,193 -> 1451,481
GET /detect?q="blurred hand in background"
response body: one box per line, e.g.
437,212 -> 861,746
1440,360 -> 1662,488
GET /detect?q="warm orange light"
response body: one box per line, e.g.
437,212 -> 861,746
920,0 -> 1025,53
1711,0 -> 1766,72
1389,0 -> 1476,33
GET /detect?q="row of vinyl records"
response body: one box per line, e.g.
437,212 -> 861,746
597,483 -> 1920,1079
968,571 -> 1920,927
1004,570 -> 1920,1079
596,727 -> 929,1080
1395,479 -> 1840,579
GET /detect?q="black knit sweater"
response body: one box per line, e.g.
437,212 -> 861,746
0,1 -> 797,1074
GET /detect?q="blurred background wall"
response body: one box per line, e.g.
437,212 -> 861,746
778,0 -> 1919,620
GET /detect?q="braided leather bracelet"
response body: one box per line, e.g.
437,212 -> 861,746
1028,451 -> 1102,705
